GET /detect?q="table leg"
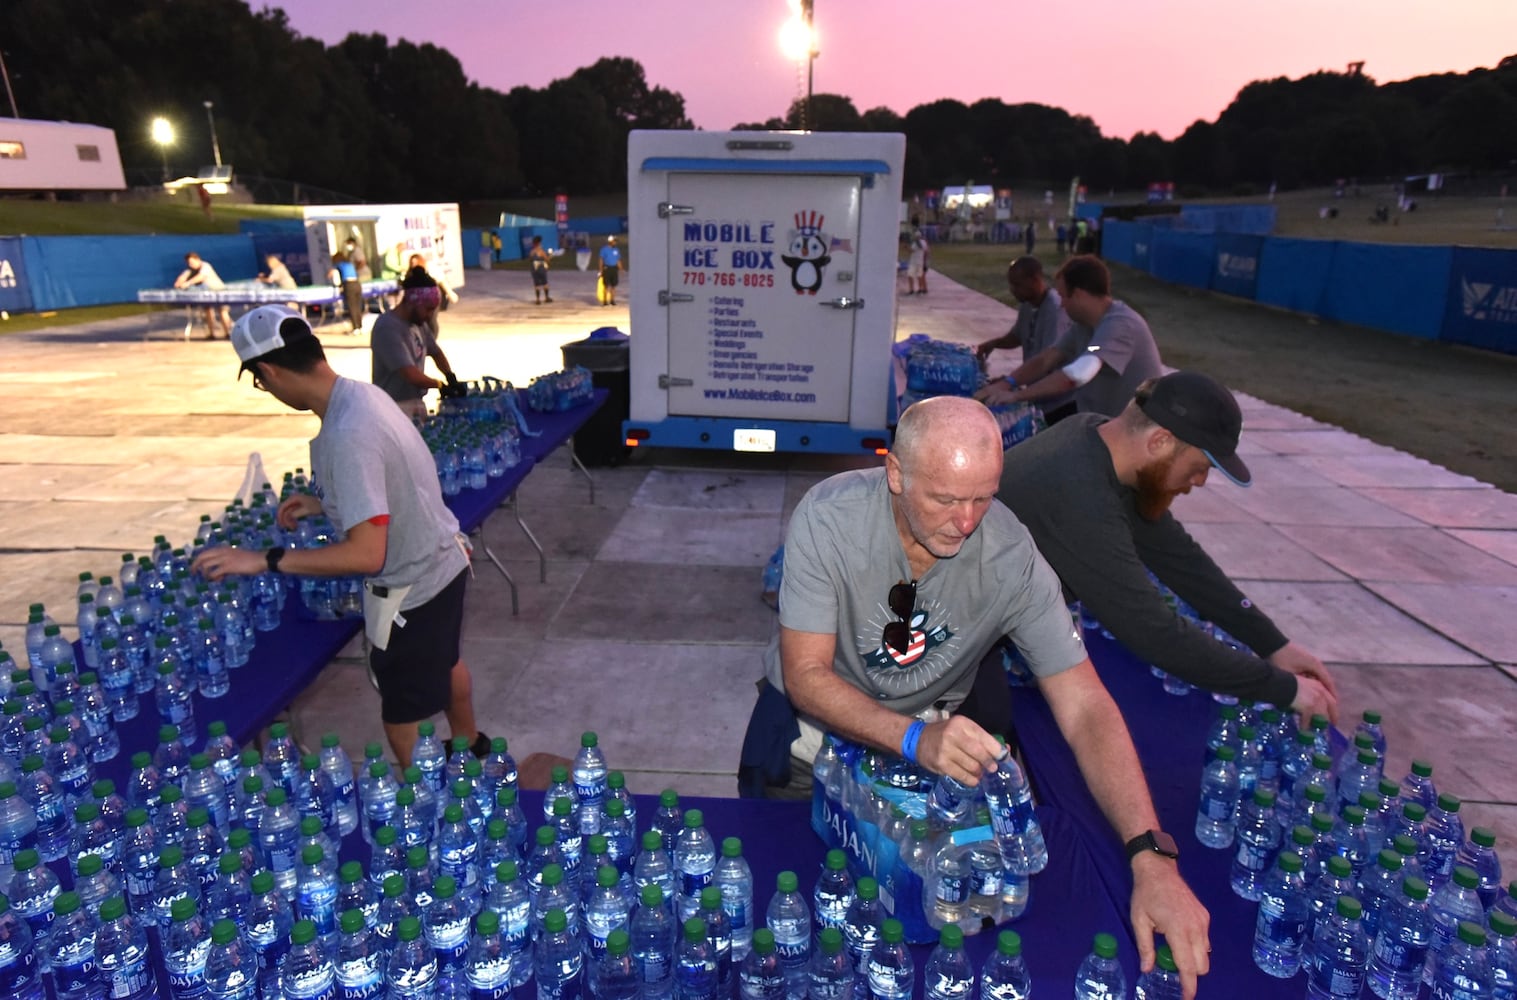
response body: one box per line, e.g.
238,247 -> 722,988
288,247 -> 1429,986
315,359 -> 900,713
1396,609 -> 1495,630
471,520 -> 520,615
508,491 -> 547,583
567,448 -> 596,505
183,306 -> 195,341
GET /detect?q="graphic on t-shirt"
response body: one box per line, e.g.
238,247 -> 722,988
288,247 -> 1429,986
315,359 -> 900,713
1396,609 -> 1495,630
860,594 -> 956,683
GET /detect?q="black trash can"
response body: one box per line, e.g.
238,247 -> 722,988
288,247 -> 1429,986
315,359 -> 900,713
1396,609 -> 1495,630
561,328 -> 631,467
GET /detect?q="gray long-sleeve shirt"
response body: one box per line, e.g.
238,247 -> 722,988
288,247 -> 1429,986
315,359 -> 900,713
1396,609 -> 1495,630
998,414 -> 1297,707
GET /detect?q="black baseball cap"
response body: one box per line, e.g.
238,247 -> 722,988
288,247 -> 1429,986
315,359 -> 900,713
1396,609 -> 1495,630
1136,371 -> 1251,486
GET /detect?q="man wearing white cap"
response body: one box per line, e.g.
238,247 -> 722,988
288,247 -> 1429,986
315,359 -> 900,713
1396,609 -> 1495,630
190,305 -> 490,766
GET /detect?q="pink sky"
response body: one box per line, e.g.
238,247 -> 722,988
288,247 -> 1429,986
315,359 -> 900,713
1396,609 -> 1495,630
270,0 -> 1517,140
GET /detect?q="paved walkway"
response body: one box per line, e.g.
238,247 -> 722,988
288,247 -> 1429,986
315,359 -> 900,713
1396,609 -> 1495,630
1,266 -> 1512,847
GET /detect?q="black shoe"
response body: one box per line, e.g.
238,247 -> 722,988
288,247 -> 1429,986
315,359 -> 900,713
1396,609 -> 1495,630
471,731 -> 492,758
544,296 -> 553,303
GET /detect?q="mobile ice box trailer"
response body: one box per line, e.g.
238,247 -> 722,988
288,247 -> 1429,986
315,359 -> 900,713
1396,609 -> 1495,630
623,130 -> 906,455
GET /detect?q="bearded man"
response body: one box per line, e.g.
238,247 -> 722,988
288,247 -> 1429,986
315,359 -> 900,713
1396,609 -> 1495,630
997,371 -> 1338,721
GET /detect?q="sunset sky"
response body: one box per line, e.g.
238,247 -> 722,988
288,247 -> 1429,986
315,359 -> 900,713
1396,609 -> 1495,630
271,0 -> 1517,140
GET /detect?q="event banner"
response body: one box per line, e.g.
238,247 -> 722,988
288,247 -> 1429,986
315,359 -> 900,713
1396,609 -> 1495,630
1441,246 -> 1517,355
0,236 -> 33,314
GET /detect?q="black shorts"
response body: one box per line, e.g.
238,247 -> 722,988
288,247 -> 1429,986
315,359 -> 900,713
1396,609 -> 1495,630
601,266 -> 619,288
531,266 -> 548,287
370,569 -> 468,724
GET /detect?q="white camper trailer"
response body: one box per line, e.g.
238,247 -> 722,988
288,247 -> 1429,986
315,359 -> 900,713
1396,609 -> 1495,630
0,119 -> 126,193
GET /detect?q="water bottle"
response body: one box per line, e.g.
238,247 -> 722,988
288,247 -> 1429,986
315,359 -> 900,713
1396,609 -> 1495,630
75,853 -> 119,915
1194,744 -> 1240,848
464,909 -> 511,1000
22,611 -> 49,676
183,754 -> 231,841
1230,788 -> 1280,900
536,863 -> 581,946
1389,802 -> 1429,866
550,797 -> 583,887
634,829 -> 674,907
740,928 -> 786,1000
767,870 -> 811,999
213,595 -> 250,672
296,844 -> 340,947
1251,848 -> 1310,977
35,625 -> 77,692
924,923 -> 975,1000
193,619 -> 230,699
152,844 -> 201,940
1074,932 -> 1126,1000
9,848 -> 59,939
1401,760 -> 1438,812
332,908 -> 383,999
1433,919 -> 1493,1000
17,721 -> 47,775
362,762 -> 398,845
46,891 -> 102,1000
163,895 -> 211,999
202,918 -> 257,999
428,875 -> 474,996
0,891 -> 44,1000
484,861 -> 533,988
332,863 -> 375,934
372,874 -> 412,959
47,724 -> 95,810
979,930 -> 1030,1000
263,722 -> 301,796
600,927 -> 642,1000
412,722 -> 446,796
1337,748 -> 1382,810
1305,894 -> 1370,999
671,809 -> 717,924
95,637 -> 138,723
403,847 -> 435,912
586,864 -> 633,974
1425,794 -> 1468,892
572,731 -> 609,831
438,804 -> 482,912
283,918 -> 338,1000
249,869 -> 294,997
319,735 -> 360,839
1334,805 -> 1374,880
483,738 -> 518,797
0,780 -> 38,882
980,741 -> 1047,875
1449,827 -> 1501,911
1307,855 -> 1358,954
713,836 -> 754,960
446,736 -> 474,789
72,803 -> 121,881
206,852 -> 252,931
260,788 -> 301,893
866,918 -> 914,1000
1487,911 -> 1515,1000
126,751 -> 165,818
1428,865 -> 1486,984
155,664 -> 197,748
673,916 -> 717,1000
632,883 -> 676,1000
1361,848 -> 1406,942
1368,876 -> 1432,1000
536,907 -> 584,1000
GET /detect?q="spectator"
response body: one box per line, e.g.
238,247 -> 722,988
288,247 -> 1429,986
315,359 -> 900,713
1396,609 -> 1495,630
327,250 -> 365,334
172,251 -> 232,340
528,235 -> 554,304
258,254 -> 297,290
598,236 -> 624,306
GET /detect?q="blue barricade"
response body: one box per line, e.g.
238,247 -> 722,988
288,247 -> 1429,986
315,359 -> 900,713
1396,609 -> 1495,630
462,227 -> 487,267
1441,246 -> 1517,354
21,234 -> 261,311
1176,204 -> 1276,235
1101,220 -> 1137,267
1130,223 -> 1154,272
250,232 -> 312,284
1255,236 -> 1336,315
0,236 -> 35,313
1319,242 -> 1451,340
1210,233 -> 1264,300
1148,228 -> 1215,289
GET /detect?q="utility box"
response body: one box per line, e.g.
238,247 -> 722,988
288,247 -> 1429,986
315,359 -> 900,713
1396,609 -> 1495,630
623,130 -> 906,455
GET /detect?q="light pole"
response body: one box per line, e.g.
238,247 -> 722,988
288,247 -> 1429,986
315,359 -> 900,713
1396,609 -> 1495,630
151,117 -> 175,182
779,0 -> 817,129
203,100 -> 222,168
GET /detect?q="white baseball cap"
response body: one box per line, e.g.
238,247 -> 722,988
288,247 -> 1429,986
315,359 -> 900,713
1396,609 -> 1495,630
231,305 -> 314,366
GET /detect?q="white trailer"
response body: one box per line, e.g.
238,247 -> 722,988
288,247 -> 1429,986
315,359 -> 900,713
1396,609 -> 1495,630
0,118 -> 126,192
303,203 -> 465,290
623,130 -> 906,455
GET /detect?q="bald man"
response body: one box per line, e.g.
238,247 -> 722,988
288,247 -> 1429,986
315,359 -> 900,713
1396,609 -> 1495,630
740,396 -> 1213,997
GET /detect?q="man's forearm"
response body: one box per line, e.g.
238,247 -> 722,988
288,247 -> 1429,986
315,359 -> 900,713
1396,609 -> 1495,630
277,538 -> 385,578
1052,679 -> 1160,843
1012,370 -> 1078,403
786,663 -> 914,757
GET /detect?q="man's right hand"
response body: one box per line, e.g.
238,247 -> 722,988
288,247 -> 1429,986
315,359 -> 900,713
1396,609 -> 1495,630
1289,675 -> 1339,728
276,494 -> 323,531
916,716 -> 1002,785
974,337 -> 1004,361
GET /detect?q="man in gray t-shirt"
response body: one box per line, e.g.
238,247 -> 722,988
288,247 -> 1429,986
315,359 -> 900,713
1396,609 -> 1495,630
979,255 -> 1162,419
371,273 -> 459,419
744,396 -> 1211,987
974,256 -> 1078,419
193,306 -> 486,769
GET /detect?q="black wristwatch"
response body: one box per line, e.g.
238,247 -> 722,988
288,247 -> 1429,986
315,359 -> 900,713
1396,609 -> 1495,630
1124,829 -> 1180,862
266,547 -> 286,573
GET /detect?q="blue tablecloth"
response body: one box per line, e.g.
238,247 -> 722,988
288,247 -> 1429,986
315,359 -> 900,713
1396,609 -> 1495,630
518,388 -> 610,465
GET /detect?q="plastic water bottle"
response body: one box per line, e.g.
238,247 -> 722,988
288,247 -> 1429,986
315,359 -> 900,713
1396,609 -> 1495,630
464,909 -> 512,1000
924,923 -> 975,1000
1252,849 -> 1311,977
484,861 -> 532,988
372,874 -> 411,959
632,883 -> 676,1000
599,927 -> 642,1000
1486,911 -> 1516,1000
1306,895 -> 1370,998
740,928 -> 786,1000
980,741 -> 1047,875
207,852 -> 252,931
1451,827 -> 1501,910
1433,919 -> 1493,1000
866,918 -> 914,1000
1307,855 -> 1358,952
550,796 -> 583,886
0,779 -> 38,881
75,852 -> 120,913
842,876 -> 882,998
1368,876 -> 1432,1000
155,664 -> 197,747
1194,744 -> 1240,848
9,848 -> 60,939
403,847 -> 434,913
699,885 -> 733,995
185,754 -> 231,839
1133,944 -> 1182,999
1230,788 -> 1280,900
35,625 -> 77,692
0,891 -> 45,1000
151,845 -> 201,939
74,673 -> 119,763
979,930 -> 1030,1000
1401,760 -> 1438,812
191,619 -> 229,699
1338,749 -> 1383,810
673,809 -> 717,924
319,735 -> 360,839
362,762 -> 398,845
1428,865 -> 1486,984
812,849 -> 855,936
536,863 -> 581,944
260,788 -> 301,893
428,875 -> 473,996
46,725 -> 94,809
1361,848 -> 1407,942
926,772 -> 977,830
296,844 -> 339,947
633,829 -> 674,907
263,722 -> 301,796
283,918 -> 337,1000
573,732 -> 609,832
16,757 -> 67,863
412,722 -> 446,797
96,637 -> 138,723
483,737 -> 518,797
587,864 -> 634,973
45,891 -> 102,1000
334,907 -> 383,999
1334,805 -> 1375,880
1425,794 -> 1468,892
675,915 -> 718,1000
767,870 -> 812,999
163,895 -> 211,999
387,915 -> 438,997
647,789 -> 679,852
715,836 -> 754,960
249,870 -> 294,997
438,804 -> 481,911
1074,932 -> 1126,1000
535,907 -> 583,1000
213,595 -> 250,671
203,918 -> 257,999
333,862 -> 375,932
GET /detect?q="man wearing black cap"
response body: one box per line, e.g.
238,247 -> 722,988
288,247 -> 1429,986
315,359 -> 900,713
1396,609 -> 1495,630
190,305 -> 491,767
998,371 -> 1339,720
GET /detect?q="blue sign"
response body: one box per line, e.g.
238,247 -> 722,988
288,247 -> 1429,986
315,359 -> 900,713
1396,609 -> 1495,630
0,237 -> 33,313
1442,246 -> 1517,354
1211,233 -> 1264,300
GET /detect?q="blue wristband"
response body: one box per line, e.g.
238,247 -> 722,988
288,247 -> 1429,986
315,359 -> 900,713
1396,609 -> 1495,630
1005,376 -> 1019,388
900,719 -> 925,764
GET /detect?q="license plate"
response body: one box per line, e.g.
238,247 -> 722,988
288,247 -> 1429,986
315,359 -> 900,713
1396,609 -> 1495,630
733,428 -> 776,452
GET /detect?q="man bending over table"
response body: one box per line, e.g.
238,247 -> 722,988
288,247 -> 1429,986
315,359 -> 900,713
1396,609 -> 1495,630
191,305 -> 491,767
739,395 -> 1212,997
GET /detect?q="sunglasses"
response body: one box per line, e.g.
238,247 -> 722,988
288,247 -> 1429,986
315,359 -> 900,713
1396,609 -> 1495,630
882,579 -> 917,655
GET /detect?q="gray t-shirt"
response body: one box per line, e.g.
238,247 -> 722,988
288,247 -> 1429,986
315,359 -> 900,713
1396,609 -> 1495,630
763,468 -> 1086,716
1013,287 -> 1073,360
1054,299 -> 1162,417
309,377 -> 468,609
370,310 -> 437,406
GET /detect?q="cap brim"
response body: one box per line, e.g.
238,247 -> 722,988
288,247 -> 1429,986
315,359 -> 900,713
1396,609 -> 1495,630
1202,448 -> 1251,488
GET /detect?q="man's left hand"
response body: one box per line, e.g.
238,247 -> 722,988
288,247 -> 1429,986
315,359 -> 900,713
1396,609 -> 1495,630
1130,854 -> 1210,1000
974,381 -> 1019,407
1269,640 -> 1337,699
191,546 -> 267,582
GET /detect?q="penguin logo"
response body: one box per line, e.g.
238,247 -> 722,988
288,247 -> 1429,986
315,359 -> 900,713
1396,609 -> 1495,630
780,210 -> 832,295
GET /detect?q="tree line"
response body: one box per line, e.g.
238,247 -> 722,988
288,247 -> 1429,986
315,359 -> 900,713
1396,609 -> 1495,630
3,1 -> 1513,201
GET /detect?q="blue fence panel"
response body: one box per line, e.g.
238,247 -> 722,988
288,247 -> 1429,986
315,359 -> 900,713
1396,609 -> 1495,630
1319,242 -> 1451,340
1130,224 -> 1154,272
1210,233 -> 1264,300
1440,246 -> 1517,354
250,233 -> 312,284
0,237 -> 35,313
22,234 -> 261,311
1102,221 -> 1137,267
462,228 -> 487,268
1255,237 -> 1336,315
1177,204 -> 1276,235
1148,229 -> 1215,289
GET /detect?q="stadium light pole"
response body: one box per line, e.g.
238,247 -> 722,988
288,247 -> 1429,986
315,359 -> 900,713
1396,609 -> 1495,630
779,0 -> 817,129
203,100 -> 222,168
151,117 -> 175,182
